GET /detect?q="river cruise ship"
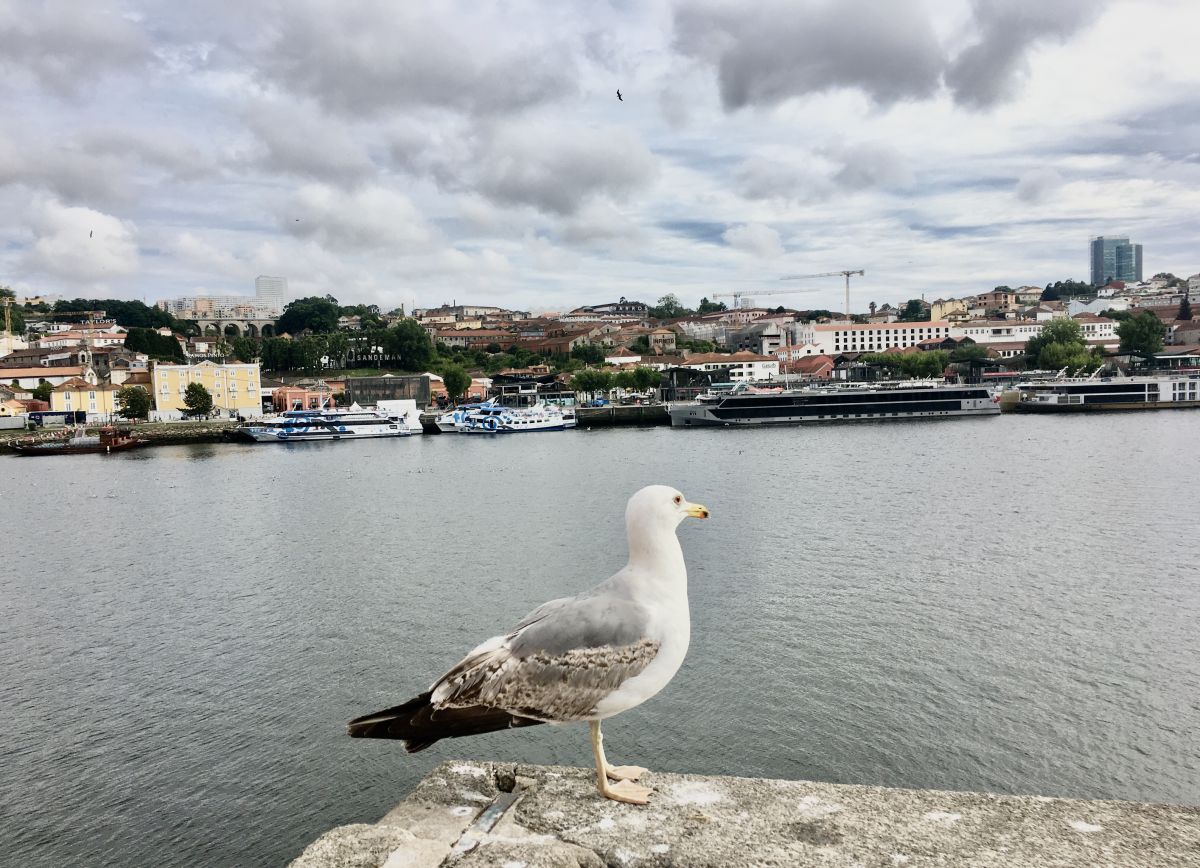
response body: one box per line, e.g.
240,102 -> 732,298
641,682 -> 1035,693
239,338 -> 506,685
238,407 -> 413,442
668,381 -> 998,427
1000,373 -> 1200,413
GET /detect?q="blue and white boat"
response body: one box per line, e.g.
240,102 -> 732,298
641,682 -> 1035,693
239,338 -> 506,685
434,398 -> 497,433
239,405 -> 413,442
461,403 -> 572,433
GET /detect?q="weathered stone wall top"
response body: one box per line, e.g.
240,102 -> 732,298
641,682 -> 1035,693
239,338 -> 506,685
290,761 -> 1199,867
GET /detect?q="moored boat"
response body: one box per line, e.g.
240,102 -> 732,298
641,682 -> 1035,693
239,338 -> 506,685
10,426 -> 148,455
1000,372 -> 1200,412
668,380 -> 999,426
460,403 -> 571,433
237,405 -> 413,442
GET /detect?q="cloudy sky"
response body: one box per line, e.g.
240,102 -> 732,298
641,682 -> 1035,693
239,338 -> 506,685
1,0 -> 1197,314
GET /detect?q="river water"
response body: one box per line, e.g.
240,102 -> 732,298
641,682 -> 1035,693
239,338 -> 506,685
2,415 -> 1198,866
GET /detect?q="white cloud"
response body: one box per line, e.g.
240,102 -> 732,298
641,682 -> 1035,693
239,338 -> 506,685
722,223 -> 784,258
285,185 -> 435,252
0,0 -> 1196,310
24,198 -> 139,282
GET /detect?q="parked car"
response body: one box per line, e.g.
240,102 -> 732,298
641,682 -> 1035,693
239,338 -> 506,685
588,398 -> 610,407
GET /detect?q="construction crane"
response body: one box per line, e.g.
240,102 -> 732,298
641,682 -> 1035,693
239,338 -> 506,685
711,285 -> 821,309
779,269 -> 865,322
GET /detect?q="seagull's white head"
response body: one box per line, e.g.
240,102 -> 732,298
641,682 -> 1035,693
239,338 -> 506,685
626,484 -> 709,533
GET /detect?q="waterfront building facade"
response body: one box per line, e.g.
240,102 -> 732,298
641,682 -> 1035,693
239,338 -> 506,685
792,321 -> 953,355
679,351 -> 779,381
150,360 -> 262,420
1090,236 -> 1143,285
49,377 -> 119,421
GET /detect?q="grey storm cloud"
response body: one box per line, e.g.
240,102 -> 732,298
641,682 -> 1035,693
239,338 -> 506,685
946,0 -> 1108,109
673,0 -> 944,110
472,123 -> 658,216
1015,167 -> 1064,203
0,2 -> 150,96
239,100 -> 374,184
736,143 -> 909,202
252,2 -> 578,118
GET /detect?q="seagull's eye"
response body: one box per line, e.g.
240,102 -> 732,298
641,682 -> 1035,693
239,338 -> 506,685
673,495 -> 682,505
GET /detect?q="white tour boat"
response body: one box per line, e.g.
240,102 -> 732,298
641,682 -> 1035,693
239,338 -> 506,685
238,405 -> 413,442
460,403 -> 572,433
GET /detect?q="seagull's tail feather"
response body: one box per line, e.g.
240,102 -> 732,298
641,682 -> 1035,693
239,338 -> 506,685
347,691 -> 545,752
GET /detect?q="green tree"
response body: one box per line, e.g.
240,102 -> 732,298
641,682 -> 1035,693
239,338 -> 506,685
1177,297 -> 1192,321
53,298 -> 181,330
116,386 -> 152,419
898,299 -> 930,322
440,363 -> 471,402
1,286 -> 25,333
277,295 -> 340,334
383,319 -> 434,371
1117,310 -> 1165,355
31,380 -> 53,402
124,327 -> 185,362
613,369 -> 637,390
231,336 -> 261,362
183,382 -> 214,417
485,342 -> 503,354
648,294 -> 692,319
571,343 -> 605,364
950,343 -> 989,363
571,368 -> 613,399
324,332 -> 350,368
632,366 -> 660,392
1043,280 -> 1093,300
1023,318 -> 1102,371
696,297 -> 727,314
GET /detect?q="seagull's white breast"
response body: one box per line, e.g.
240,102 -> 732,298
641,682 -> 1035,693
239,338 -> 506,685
590,587 -> 690,720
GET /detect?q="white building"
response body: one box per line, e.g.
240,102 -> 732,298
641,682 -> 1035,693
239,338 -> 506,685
791,321 -> 953,355
679,351 -> 779,382
255,276 -> 287,315
954,317 -> 1118,347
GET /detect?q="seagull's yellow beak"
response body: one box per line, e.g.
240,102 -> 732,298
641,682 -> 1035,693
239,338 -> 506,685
685,502 -> 710,519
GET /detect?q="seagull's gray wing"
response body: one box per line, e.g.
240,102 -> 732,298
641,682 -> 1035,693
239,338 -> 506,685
430,591 -> 660,722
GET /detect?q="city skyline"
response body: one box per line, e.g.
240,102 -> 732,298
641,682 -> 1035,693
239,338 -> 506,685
1,1 -> 1198,314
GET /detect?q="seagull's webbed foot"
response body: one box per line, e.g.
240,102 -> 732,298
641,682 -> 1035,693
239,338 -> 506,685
605,764 -> 648,782
590,720 -> 653,806
600,778 -> 653,805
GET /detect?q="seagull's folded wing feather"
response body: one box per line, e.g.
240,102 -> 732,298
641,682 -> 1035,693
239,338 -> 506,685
431,593 -> 660,722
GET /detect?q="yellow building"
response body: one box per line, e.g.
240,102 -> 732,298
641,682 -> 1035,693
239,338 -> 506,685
151,360 -> 262,420
50,377 -> 120,421
930,298 -> 967,321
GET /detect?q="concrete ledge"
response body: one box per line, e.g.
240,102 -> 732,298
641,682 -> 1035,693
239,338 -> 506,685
290,761 -> 1199,867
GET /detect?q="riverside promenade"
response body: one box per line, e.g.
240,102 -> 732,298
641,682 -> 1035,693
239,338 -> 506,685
290,761 -> 1199,867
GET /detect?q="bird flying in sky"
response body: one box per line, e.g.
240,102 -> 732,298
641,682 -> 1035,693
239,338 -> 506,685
616,89 -> 623,101
348,485 -> 710,805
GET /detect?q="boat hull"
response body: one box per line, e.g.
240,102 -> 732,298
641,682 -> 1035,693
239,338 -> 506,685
669,385 -> 999,427
10,438 -> 148,455
1009,399 -> 1200,413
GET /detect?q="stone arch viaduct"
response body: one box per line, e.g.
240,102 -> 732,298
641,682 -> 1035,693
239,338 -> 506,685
195,318 -> 278,338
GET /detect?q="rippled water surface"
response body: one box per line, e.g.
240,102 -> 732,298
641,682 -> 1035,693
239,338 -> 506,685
2,414 -> 1198,866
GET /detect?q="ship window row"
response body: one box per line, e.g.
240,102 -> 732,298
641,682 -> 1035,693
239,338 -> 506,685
715,399 -> 967,418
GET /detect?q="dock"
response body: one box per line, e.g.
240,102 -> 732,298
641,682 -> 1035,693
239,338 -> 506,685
575,404 -> 670,427
290,760 -> 1200,867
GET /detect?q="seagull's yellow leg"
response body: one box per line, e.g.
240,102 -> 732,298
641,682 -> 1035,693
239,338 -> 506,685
589,721 -> 652,805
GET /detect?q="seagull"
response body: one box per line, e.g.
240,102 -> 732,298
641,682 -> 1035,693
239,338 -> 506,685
348,485 -> 710,805
616,89 -> 623,101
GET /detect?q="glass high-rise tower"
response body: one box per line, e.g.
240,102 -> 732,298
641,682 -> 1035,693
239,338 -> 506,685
1090,236 -> 1143,286
255,275 -> 287,316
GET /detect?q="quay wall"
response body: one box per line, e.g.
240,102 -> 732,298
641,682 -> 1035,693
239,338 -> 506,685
290,760 -> 1199,867
576,405 -> 670,427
